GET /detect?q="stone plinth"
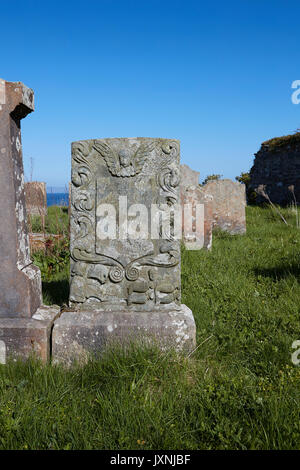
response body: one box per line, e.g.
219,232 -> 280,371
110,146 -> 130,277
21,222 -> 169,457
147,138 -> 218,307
52,306 -> 195,366
0,79 -> 59,362
25,181 -> 47,217
202,179 -> 246,235
52,138 -> 196,364
0,306 -> 60,363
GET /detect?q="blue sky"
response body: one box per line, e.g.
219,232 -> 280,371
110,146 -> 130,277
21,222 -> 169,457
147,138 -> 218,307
2,0 -> 300,189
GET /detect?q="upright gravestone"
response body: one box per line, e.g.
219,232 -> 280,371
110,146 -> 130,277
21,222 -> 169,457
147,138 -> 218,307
0,79 -> 59,362
25,181 -> 47,217
181,186 -> 213,250
52,138 -> 196,364
180,164 -> 213,250
202,179 -> 246,234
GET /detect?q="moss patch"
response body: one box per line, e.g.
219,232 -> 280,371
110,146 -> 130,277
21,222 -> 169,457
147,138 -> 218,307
262,132 -> 300,151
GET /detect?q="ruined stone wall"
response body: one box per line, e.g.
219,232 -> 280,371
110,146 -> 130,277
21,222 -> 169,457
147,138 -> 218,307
202,179 -> 246,234
249,140 -> 300,205
180,164 -> 199,188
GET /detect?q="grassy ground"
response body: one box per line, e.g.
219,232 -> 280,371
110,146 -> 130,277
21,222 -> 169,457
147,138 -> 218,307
0,206 -> 300,450
29,205 -> 69,235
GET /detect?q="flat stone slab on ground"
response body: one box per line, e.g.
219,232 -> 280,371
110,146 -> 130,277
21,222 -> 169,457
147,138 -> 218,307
52,305 -> 196,366
0,305 -> 60,363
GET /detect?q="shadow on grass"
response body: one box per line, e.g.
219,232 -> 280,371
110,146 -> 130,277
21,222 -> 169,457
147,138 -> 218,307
254,263 -> 300,280
42,279 -> 70,305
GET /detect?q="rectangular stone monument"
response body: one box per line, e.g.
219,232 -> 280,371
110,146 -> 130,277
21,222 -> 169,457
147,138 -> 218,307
0,79 -> 59,363
202,179 -> 246,234
52,138 -> 196,365
180,164 -> 213,250
25,181 -> 47,217
181,186 -> 213,250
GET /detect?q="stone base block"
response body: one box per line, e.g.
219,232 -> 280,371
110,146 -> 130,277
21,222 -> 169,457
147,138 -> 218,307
52,305 -> 196,366
0,305 -> 60,364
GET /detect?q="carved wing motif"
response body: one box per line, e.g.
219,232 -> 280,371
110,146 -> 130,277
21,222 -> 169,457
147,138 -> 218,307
93,141 -> 120,176
133,141 -> 155,174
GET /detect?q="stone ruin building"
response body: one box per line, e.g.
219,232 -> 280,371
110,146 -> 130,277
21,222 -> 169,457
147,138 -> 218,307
249,133 -> 300,205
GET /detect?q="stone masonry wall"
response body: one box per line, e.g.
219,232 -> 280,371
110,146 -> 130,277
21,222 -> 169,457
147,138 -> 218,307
249,140 -> 300,205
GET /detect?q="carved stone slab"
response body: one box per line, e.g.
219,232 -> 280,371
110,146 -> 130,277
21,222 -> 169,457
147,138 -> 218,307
181,185 -> 213,250
52,137 -> 196,363
69,138 -> 182,312
202,179 -> 246,235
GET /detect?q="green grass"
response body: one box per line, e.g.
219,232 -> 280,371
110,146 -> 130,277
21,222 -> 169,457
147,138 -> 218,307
262,131 -> 300,150
29,206 -> 69,235
0,206 -> 300,450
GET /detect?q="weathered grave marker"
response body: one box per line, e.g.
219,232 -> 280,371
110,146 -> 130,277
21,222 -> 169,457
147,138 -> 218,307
0,79 -> 59,362
181,185 -> 213,250
202,179 -> 246,234
180,164 -> 213,250
52,138 -> 196,365
25,181 -> 47,217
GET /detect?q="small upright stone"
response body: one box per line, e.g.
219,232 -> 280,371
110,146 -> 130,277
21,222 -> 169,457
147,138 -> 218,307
180,164 -> 213,250
0,79 -> 59,362
181,186 -> 213,250
25,181 -> 47,217
52,138 -> 196,365
202,179 -> 246,235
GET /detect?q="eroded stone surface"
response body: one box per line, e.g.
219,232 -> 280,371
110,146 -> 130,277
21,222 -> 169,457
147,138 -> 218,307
202,179 -> 246,235
180,164 -> 200,188
52,306 -> 196,366
0,79 -> 42,318
69,138 -> 182,312
180,164 -> 213,250
53,138 -> 196,362
249,139 -> 300,205
0,79 -> 59,363
25,181 -> 47,217
181,185 -> 213,250
0,305 -> 60,363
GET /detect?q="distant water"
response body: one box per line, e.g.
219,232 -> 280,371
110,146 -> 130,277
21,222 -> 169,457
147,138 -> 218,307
47,193 -> 69,207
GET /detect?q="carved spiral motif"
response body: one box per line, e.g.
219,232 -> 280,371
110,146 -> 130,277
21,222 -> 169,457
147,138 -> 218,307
109,266 -> 124,283
72,142 -> 92,187
74,215 -> 93,240
125,265 -> 139,281
161,140 -> 179,158
74,192 -> 94,212
158,167 -> 180,205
